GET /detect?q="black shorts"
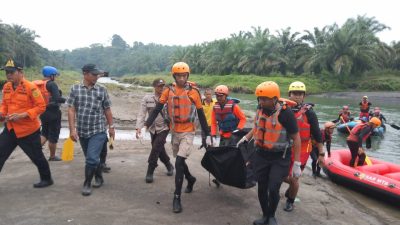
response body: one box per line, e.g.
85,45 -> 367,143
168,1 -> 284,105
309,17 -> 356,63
40,109 -> 62,143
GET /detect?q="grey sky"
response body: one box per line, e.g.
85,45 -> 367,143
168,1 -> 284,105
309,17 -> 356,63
1,0 -> 398,50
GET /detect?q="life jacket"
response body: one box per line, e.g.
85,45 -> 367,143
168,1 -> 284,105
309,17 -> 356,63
340,111 -> 351,122
166,82 -> 197,131
293,104 -> 311,143
254,104 -> 290,152
213,99 -> 239,132
360,101 -> 370,112
32,80 -> 50,105
347,123 -> 370,142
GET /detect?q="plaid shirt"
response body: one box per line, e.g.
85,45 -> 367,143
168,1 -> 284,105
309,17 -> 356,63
67,83 -> 111,138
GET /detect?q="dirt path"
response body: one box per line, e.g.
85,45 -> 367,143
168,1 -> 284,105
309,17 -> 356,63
1,88 -> 399,225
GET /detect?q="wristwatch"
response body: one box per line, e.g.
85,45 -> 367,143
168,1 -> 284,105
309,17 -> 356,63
319,152 -> 325,157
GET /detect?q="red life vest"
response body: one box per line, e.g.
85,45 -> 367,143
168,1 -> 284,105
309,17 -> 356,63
347,123 -> 370,142
293,105 -> 311,143
166,83 -> 197,131
32,80 -> 50,105
213,99 -> 238,132
340,111 -> 351,122
254,104 -> 290,152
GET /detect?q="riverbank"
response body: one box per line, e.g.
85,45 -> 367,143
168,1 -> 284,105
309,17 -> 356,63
1,88 -> 399,225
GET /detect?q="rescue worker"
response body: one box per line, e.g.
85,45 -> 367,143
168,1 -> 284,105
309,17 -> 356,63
0,59 -> 53,188
144,62 -> 210,213
36,66 -> 66,161
370,107 -> 387,129
67,64 -> 115,196
346,117 -> 381,167
311,122 -> 335,177
283,81 -> 324,212
238,81 -> 301,225
359,96 -> 371,120
211,85 -> 246,147
136,78 -> 174,183
202,88 -> 216,132
332,105 -> 353,124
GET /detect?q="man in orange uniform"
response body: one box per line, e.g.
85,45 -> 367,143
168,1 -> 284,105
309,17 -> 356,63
359,96 -> 371,120
211,85 -> 246,147
144,62 -> 210,213
0,59 -> 53,188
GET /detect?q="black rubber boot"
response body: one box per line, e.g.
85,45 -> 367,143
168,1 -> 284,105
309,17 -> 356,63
166,162 -> 174,176
101,163 -> 111,173
184,176 -> 196,193
145,165 -> 156,183
253,216 -> 268,225
268,216 -> 278,225
33,178 -> 54,188
82,166 -> 95,196
93,165 -> 104,188
172,194 -> 182,213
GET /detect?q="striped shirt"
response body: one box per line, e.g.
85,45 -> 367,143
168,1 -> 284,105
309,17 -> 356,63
67,83 -> 111,138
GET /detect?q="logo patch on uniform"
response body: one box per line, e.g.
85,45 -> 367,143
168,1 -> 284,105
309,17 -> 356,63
32,89 -> 40,98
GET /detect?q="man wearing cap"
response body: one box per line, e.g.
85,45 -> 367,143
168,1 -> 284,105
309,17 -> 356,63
67,63 -> 115,196
359,96 -> 371,120
136,78 -> 174,183
0,59 -> 54,188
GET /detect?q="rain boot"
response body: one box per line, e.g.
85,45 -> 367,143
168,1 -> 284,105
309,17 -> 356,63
82,166 -> 95,196
165,162 -> 174,176
172,194 -> 182,213
184,176 -> 196,193
145,165 -> 156,183
93,165 -> 104,188
33,178 -> 54,188
253,216 -> 268,225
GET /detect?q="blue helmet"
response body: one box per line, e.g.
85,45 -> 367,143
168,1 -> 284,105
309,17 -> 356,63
42,66 -> 59,77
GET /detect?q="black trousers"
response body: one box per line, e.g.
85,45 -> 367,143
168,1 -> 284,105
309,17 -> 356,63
0,127 -> 52,180
310,146 -> 321,175
148,130 -> 170,168
253,150 -> 290,217
347,140 -> 366,167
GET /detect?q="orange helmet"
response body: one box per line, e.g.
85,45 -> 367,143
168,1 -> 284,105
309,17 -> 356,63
324,121 -> 336,129
171,62 -> 190,74
214,85 -> 229,95
255,81 -> 280,98
369,117 -> 381,127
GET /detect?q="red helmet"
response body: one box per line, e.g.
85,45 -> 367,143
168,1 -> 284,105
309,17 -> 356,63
342,105 -> 349,110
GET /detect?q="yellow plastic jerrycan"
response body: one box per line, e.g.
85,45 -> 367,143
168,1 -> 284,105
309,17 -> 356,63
61,138 -> 74,161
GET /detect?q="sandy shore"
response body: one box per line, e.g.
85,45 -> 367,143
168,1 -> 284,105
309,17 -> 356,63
1,88 -> 399,225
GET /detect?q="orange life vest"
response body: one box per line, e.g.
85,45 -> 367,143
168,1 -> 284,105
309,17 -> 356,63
340,111 -> 351,122
166,83 -> 197,131
254,104 -> 290,152
360,101 -> 370,112
347,123 -> 370,143
32,80 -> 50,105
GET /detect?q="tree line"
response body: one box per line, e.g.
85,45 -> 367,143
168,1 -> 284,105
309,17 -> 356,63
1,16 -> 400,82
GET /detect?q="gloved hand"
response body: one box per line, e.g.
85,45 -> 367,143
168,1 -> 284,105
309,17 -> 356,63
292,161 -> 302,178
236,136 -> 248,147
206,136 -> 217,147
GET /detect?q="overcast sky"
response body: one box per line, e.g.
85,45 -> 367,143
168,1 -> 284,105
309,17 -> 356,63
1,0 -> 398,51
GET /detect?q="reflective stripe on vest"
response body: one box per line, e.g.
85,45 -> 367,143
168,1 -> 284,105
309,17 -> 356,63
347,123 -> 369,142
254,105 -> 290,152
213,99 -> 239,132
167,85 -> 196,130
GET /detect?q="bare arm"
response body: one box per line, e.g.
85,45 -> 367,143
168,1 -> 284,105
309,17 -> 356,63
68,106 -> 78,141
104,107 -> 115,140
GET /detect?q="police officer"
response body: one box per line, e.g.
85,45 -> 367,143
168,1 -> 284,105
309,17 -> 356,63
0,59 -> 53,188
136,78 -> 174,183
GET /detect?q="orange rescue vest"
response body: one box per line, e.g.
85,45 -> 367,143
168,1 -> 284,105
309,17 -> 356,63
166,83 -> 197,131
347,123 -> 370,143
32,80 -> 50,105
360,101 -> 370,112
254,104 -> 290,152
